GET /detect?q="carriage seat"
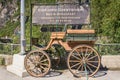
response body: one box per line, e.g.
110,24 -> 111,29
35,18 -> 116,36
50,32 -> 66,39
67,29 -> 95,34
66,29 -> 96,41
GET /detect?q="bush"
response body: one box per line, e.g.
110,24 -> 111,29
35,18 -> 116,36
0,56 -> 4,65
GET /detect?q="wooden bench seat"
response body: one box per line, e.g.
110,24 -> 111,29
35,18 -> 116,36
67,29 -> 95,34
50,32 -> 66,39
66,29 -> 96,41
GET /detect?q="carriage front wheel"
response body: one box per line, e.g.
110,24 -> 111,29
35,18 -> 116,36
67,45 -> 100,77
24,50 -> 51,77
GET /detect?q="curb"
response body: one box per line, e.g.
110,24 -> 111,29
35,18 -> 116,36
101,55 -> 120,70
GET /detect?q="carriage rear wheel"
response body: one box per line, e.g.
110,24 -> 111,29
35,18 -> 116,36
67,45 -> 100,77
24,50 -> 51,77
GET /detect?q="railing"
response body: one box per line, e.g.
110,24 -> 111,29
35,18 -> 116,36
0,42 -> 120,55
0,43 -> 30,55
95,43 -> 120,55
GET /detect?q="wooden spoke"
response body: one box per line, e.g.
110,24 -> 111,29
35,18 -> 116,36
75,49 -> 82,59
80,47 -> 83,53
27,58 -> 34,64
26,65 -> 30,69
87,55 -> 97,60
80,47 -> 84,57
85,50 -> 93,59
87,61 -> 99,63
28,56 -> 33,62
85,47 -> 89,57
28,65 -> 35,71
40,55 -> 45,61
31,52 -> 36,60
40,59 -> 48,63
81,65 -> 84,71
86,65 -> 94,73
71,54 -> 81,60
29,69 -> 36,74
34,68 -> 42,74
34,52 -> 38,59
41,63 -> 49,67
71,62 -> 81,69
77,63 -> 82,71
35,68 -> 42,74
69,60 -> 80,62
87,62 -> 98,68
40,65 -> 48,71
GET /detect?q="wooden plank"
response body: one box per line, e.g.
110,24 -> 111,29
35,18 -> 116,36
50,32 -> 66,39
66,36 -> 96,41
45,39 -> 54,50
58,40 -> 72,51
67,29 -> 95,34
67,41 -> 95,48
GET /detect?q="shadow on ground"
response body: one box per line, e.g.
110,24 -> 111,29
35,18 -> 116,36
92,64 -> 108,78
45,70 -> 63,78
44,58 -> 67,78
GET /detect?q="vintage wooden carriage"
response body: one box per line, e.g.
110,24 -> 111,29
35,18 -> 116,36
24,1 -> 101,78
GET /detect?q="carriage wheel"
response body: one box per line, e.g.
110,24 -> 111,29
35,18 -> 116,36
67,45 -> 100,77
24,50 -> 51,77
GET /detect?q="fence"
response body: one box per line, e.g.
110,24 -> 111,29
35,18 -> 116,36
0,43 -> 20,55
0,43 -> 120,55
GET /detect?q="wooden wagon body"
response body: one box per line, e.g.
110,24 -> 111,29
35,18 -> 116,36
45,29 -> 96,51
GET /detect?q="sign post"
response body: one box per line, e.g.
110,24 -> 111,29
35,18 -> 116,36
20,0 -> 26,55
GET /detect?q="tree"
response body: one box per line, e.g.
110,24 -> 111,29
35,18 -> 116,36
101,0 -> 120,42
91,0 -> 120,43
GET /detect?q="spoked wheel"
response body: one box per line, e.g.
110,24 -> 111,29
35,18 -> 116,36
67,45 -> 101,77
24,50 -> 51,77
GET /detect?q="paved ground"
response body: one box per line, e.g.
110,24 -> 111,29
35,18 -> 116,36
0,66 -> 120,80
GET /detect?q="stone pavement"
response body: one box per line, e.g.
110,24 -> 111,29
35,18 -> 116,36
0,66 -> 120,80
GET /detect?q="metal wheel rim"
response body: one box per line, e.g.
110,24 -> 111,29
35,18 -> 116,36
24,50 -> 51,77
67,45 -> 101,77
